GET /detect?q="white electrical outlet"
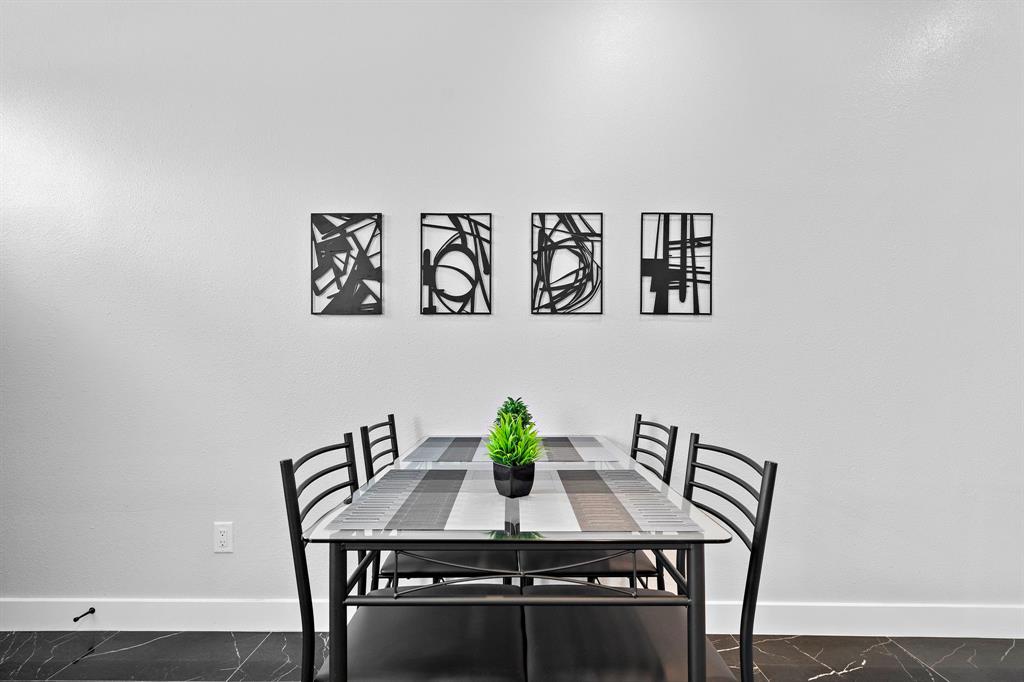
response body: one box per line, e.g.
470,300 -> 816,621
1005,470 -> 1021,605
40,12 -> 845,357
214,521 -> 234,553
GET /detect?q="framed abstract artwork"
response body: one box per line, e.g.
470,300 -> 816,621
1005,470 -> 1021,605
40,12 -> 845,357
420,213 -> 492,314
640,213 -> 712,315
310,213 -> 382,315
531,212 -> 602,314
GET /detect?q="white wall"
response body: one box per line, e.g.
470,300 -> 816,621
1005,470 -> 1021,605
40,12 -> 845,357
1,0 -> 1022,636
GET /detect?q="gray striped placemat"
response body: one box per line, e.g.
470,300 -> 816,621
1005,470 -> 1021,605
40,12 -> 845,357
557,470 -> 700,532
597,470 -> 701,531
438,437 -> 482,462
328,469 -> 468,530
386,469 -> 467,529
557,469 -> 641,531
327,470 -> 426,530
404,436 -> 588,462
542,437 -> 585,462
327,466 -> 698,533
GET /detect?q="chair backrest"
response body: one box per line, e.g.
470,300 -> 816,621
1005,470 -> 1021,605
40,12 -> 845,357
682,433 -> 778,682
360,413 -> 399,480
280,435 -> 360,682
629,413 -> 679,483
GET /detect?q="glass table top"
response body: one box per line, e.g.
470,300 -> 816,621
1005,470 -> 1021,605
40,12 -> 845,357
307,435 -> 732,544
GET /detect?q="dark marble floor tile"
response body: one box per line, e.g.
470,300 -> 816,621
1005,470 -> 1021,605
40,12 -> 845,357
896,637 -> 1022,682
0,631 -> 117,681
711,634 -> 773,681
227,632 -> 327,682
721,634 -> 944,682
1,631 -> 1020,681
45,632 -> 268,681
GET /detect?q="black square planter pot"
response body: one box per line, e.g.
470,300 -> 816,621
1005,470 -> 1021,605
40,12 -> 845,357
492,462 -> 535,498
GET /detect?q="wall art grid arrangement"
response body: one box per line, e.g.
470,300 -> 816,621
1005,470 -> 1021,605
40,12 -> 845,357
310,212 -> 712,315
310,213 -> 382,315
531,213 -> 603,314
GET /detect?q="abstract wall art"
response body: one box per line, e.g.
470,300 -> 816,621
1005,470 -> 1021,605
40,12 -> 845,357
640,213 -> 712,315
531,212 -> 603,314
421,213 -> 492,314
311,213 -> 382,315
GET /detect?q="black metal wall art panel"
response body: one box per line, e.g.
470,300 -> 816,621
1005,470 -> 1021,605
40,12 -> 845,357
311,213 -> 382,315
421,213 -> 492,314
531,213 -> 603,314
640,213 -> 712,315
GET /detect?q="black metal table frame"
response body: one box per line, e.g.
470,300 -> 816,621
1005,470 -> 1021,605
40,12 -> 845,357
315,538 -> 714,682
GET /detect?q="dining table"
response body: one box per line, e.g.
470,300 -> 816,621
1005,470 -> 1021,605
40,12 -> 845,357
307,434 -> 733,682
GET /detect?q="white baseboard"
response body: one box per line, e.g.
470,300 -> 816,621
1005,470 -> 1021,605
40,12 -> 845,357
707,600 -> 1024,638
0,598 -> 318,633
2,597 -> 1021,637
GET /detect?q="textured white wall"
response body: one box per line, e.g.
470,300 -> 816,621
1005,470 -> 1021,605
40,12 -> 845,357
1,1 -> 1022,635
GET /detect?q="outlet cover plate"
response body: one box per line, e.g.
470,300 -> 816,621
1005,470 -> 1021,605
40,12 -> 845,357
214,521 -> 234,553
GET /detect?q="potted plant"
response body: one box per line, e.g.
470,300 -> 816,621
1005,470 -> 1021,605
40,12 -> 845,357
495,396 -> 534,427
487,412 -> 541,498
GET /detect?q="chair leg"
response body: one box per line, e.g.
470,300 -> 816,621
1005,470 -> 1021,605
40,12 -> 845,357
587,576 -> 597,584
329,544 -> 347,682
676,548 -> 688,595
357,551 -> 367,595
432,577 -> 442,584
371,553 -> 381,591
300,622 -> 315,682
502,577 -> 513,585
656,553 -> 666,591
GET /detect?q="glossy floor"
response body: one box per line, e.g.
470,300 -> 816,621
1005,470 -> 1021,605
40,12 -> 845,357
0,631 -> 1019,681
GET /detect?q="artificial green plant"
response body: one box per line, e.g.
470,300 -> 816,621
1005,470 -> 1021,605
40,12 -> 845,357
487,413 -> 542,467
495,396 -> 534,426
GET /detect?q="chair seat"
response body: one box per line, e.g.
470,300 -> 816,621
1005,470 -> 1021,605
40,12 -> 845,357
523,585 -> 735,682
519,549 -> 658,577
381,550 -> 518,577
317,584 -> 526,681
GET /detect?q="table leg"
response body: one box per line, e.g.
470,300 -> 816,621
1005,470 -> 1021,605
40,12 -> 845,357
357,551 -> 366,595
329,543 -> 347,682
687,544 -> 706,681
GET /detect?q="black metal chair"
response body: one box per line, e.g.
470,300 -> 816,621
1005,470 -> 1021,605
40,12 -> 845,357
359,413 -> 399,481
681,433 -> 778,681
280,436 -> 359,682
521,433 -> 778,682
359,414 -> 396,589
360,414 -> 518,588
519,414 -> 679,586
629,412 -> 680,484
281,437 -> 526,682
